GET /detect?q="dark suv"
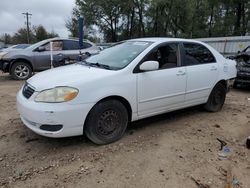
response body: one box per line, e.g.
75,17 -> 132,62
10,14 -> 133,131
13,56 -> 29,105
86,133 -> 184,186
233,45 -> 250,87
0,38 -> 99,80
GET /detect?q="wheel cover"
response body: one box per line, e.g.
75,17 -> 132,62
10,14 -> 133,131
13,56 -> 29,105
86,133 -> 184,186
15,65 -> 29,79
96,109 -> 121,138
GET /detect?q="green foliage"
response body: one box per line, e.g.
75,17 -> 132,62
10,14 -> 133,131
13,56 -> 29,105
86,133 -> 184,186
34,25 -> 48,41
1,25 -> 59,44
11,28 -> 35,44
66,8 -> 80,37
67,0 -> 250,42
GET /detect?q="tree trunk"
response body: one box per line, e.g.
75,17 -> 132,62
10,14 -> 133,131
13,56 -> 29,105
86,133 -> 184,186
235,3 -> 242,35
208,5 -> 214,37
242,3 -> 246,35
130,7 -> 135,38
153,6 -> 159,36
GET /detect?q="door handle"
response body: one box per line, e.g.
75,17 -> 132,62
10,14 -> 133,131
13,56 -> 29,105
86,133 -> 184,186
210,66 -> 217,71
176,71 -> 186,76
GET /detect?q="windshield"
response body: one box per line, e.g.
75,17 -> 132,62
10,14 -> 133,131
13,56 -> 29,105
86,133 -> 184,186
26,39 -> 50,50
13,44 -> 30,49
84,41 -> 152,70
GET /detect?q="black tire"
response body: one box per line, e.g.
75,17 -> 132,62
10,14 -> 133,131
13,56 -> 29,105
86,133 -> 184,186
204,83 -> 227,112
84,100 -> 128,145
10,62 -> 32,80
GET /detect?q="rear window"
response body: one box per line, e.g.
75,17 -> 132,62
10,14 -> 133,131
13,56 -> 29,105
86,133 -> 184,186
63,40 -> 80,50
82,42 -> 92,49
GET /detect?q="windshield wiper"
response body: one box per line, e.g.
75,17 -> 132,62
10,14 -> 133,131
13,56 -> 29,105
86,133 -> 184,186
78,60 -> 90,65
78,60 -> 111,70
90,62 -> 111,70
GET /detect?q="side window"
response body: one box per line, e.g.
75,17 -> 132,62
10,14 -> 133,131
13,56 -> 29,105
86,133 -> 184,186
82,42 -> 92,49
41,41 -> 63,51
41,42 -> 50,51
144,43 -> 178,69
183,43 -> 216,65
63,40 -> 80,50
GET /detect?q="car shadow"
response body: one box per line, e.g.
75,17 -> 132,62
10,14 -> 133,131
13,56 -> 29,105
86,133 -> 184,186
23,105 -> 205,149
127,105 -> 203,131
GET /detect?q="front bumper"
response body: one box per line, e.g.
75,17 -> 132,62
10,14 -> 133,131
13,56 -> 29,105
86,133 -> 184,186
16,89 -> 94,138
0,60 -> 10,72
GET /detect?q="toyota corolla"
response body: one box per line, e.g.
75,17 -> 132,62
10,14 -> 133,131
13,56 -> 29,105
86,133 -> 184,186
16,38 -> 236,145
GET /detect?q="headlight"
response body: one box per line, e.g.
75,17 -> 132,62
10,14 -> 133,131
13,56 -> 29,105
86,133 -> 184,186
35,87 -> 78,103
0,52 -> 8,59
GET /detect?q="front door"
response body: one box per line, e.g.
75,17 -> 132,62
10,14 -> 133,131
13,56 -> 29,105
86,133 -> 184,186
33,40 -> 63,70
137,43 -> 187,117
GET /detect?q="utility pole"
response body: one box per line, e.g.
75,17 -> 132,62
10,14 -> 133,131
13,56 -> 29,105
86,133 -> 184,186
22,12 -> 32,44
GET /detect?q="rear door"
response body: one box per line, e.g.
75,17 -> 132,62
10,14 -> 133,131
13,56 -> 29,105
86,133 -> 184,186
62,40 -> 94,60
181,42 -> 219,103
62,40 -> 81,60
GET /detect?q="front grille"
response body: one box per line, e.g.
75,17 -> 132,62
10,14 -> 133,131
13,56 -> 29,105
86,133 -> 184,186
22,83 -> 35,99
238,66 -> 250,72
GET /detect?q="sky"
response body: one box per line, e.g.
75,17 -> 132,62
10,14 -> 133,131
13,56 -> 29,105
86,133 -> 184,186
0,0 -> 75,37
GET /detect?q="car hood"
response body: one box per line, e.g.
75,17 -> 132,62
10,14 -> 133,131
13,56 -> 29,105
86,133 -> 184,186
27,64 -> 115,91
2,49 -> 29,58
2,48 -> 24,52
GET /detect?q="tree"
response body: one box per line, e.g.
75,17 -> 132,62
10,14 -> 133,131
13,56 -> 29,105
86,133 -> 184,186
12,28 -> 35,44
0,33 -> 12,44
68,0 -> 250,42
2,24 -> 59,45
34,25 -> 48,41
66,7 -> 80,37
47,31 -> 59,38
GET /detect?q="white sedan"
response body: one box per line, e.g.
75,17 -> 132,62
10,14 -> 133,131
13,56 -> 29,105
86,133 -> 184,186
16,38 -> 237,144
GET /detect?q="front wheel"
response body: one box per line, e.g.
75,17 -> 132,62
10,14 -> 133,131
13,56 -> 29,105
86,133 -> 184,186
204,83 -> 226,112
10,62 -> 32,80
84,100 -> 128,145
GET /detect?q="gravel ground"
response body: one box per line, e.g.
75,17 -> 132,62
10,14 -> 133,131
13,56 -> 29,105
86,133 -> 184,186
0,73 -> 249,188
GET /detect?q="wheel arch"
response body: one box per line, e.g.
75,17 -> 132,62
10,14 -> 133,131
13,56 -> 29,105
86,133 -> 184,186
216,80 -> 227,89
206,80 -> 227,103
83,95 -> 133,132
96,96 -> 132,121
10,58 -> 33,72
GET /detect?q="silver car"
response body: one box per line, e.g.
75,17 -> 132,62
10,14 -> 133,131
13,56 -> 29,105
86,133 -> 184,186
0,38 -> 99,80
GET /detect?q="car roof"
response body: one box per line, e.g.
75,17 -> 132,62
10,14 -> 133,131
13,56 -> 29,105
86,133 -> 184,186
129,37 -> 204,44
50,37 -> 91,42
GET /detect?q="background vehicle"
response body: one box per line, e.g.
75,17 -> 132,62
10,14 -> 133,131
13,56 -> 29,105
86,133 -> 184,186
0,44 -> 30,52
96,43 -> 113,51
230,45 -> 250,87
0,38 -> 100,80
17,38 -> 237,145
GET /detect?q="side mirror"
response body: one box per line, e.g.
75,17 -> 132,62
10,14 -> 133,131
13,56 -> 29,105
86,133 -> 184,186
139,61 -> 159,71
37,46 -> 46,52
85,52 -> 91,57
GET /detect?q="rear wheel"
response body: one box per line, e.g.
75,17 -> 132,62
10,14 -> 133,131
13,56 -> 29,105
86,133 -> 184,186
84,100 -> 128,145
204,83 -> 226,112
10,62 -> 32,80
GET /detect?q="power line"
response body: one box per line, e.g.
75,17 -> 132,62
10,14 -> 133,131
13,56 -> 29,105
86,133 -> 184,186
22,12 -> 32,44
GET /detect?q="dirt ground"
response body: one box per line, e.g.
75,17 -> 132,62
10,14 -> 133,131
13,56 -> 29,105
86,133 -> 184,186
0,73 -> 249,188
